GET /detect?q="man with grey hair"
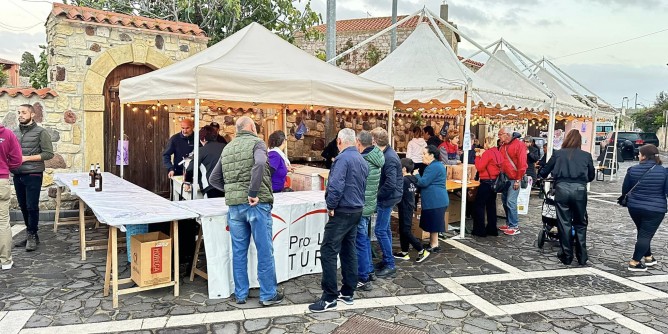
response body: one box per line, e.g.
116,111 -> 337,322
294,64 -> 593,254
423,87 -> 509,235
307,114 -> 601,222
354,130 -> 384,291
209,116 -> 283,306
497,126 -> 527,236
370,127 -> 403,278
310,128 -> 369,313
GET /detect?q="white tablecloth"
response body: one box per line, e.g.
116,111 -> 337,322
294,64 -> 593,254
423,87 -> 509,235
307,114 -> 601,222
175,191 -> 328,299
54,173 -> 198,227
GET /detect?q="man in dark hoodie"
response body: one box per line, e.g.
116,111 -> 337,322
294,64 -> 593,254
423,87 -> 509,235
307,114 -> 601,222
162,118 -> 196,178
13,104 -> 53,252
371,127 -> 403,278
393,158 -> 429,263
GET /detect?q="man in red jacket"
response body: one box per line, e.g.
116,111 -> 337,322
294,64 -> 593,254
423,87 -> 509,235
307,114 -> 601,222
497,127 -> 527,236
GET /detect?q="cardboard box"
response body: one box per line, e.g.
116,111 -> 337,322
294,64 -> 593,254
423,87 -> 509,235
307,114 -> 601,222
131,232 -> 172,287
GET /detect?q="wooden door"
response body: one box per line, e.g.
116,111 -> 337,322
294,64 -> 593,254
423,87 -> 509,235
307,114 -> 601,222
103,64 -> 171,197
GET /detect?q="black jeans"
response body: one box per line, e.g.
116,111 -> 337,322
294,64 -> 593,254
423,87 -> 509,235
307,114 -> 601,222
472,180 -> 498,236
13,173 -> 43,235
554,182 -> 588,264
398,204 -> 422,252
320,211 -> 360,301
628,208 -> 665,261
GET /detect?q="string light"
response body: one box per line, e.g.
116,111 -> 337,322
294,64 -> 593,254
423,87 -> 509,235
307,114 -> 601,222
145,109 -> 149,114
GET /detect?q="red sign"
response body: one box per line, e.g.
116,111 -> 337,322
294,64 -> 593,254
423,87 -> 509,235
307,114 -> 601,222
151,247 -> 162,274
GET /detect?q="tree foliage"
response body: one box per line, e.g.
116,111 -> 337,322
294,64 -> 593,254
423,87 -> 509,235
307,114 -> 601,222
65,0 -> 322,46
19,52 -> 37,77
0,70 -> 8,87
29,45 -> 48,89
631,91 -> 668,133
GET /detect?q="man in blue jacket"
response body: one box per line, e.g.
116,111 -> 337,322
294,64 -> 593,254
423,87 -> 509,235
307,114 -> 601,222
371,127 -> 403,278
310,128 -> 369,313
162,119 -> 196,178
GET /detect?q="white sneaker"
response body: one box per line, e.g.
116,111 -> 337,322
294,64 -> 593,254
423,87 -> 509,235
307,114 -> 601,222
1,260 -> 13,270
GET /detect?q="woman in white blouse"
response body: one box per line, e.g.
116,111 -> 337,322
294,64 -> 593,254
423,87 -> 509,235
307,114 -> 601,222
407,126 -> 428,175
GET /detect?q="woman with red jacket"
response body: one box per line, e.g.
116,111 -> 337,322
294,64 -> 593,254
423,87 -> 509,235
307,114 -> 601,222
438,130 -> 462,165
472,140 -> 503,237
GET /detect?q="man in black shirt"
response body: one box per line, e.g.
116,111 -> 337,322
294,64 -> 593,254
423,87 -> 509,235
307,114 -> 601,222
423,126 -> 442,147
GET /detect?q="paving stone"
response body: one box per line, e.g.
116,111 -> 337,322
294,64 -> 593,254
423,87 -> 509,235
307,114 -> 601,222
442,308 -> 468,319
24,314 -> 53,328
464,317 -> 498,331
273,316 -> 308,325
211,322 -> 240,334
156,326 -> 207,334
244,318 -> 270,332
510,312 -> 545,323
307,322 -> 339,334
308,311 -> 341,321
52,313 -> 82,325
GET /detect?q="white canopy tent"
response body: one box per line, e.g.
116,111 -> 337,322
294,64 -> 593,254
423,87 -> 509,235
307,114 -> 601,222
119,22 -> 395,195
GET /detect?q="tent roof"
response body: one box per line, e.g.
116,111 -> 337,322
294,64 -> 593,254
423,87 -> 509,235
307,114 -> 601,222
119,22 -> 394,111
476,50 -> 550,104
360,23 -> 546,109
532,68 -> 592,116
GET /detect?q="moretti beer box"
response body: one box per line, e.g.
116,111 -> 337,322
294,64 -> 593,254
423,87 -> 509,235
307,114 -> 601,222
131,232 -> 172,287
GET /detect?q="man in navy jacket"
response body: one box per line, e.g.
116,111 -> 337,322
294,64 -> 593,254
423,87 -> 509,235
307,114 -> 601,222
162,119 -> 196,178
371,127 -> 403,278
310,128 -> 368,313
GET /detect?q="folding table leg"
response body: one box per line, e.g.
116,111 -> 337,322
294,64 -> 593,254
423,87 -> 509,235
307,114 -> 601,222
190,226 -> 203,282
172,220 -> 180,297
111,226 -> 119,308
79,199 -> 86,261
54,186 -> 62,233
103,229 -> 112,297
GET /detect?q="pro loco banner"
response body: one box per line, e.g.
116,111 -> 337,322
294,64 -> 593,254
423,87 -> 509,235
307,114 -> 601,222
196,191 -> 328,299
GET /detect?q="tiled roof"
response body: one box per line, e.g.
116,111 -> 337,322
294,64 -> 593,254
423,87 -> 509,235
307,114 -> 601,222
0,88 -> 58,99
51,3 -> 206,37
458,56 -> 484,69
310,15 -> 446,33
0,58 -> 18,65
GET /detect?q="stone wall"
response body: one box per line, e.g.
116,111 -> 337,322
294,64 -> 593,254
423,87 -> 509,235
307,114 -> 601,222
0,95 -> 78,209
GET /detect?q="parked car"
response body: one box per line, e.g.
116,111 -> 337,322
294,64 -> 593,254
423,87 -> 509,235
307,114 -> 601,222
600,131 -> 657,160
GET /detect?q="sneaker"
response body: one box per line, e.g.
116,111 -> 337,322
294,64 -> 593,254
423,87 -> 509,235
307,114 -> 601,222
628,262 -> 647,272
504,228 -> 521,236
1,261 -> 13,270
645,256 -> 658,267
498,225 -> 510,231
415,249 -> 430,263
393,252 -> 410,260
260,292 -> 284,307
26,234 -> 37,252
373,262 -> 385,270
425,245 -> 441,253
368,272 -> 377,281
356,281 -> 373,291
375,266 -> 397,278
337,292 -> 354,305
235,298 -> 247,305
308,299 -> 337,313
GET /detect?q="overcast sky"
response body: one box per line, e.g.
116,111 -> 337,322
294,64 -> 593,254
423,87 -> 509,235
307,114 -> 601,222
2,0 -> 666,107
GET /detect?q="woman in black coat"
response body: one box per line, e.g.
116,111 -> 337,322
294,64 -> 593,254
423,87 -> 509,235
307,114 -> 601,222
621,144 -> 668,272
524,136 -> 541,181
539,130 -> 595,266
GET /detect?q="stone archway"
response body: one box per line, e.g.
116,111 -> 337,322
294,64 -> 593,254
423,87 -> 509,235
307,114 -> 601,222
82,43 -> 173,169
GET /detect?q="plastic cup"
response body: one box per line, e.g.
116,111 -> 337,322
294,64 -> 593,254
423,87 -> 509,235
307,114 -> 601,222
72,178 -> 79,186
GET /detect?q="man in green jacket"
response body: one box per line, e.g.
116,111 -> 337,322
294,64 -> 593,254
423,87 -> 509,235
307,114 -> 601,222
355,130 -> 384,291
13,104 -> 53,252
208,116 -> 283,306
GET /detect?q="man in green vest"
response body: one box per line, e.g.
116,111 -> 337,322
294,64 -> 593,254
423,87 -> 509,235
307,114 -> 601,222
208,116 -> 283,306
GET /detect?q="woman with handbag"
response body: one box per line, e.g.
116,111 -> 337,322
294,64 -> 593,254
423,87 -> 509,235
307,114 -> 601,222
620,144 -> 668,271
472,140 -> 503,237
415,145 -> 449,252
539,129 -> 595,265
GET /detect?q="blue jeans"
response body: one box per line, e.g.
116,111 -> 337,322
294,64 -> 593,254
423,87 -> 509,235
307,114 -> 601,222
356,216 -> 372,281
501,181 -> 520,228
374,206 -> 395,269
228,203 -> 278,301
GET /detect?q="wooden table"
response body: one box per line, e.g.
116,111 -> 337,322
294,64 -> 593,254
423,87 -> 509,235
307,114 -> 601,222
54,172 -> 198,307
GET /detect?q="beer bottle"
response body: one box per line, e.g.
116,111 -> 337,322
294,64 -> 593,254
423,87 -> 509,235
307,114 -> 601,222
88,164 -> 95,187
95,165 -> 103,192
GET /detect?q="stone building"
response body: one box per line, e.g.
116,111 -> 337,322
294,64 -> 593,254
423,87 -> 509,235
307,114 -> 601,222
0,58 -> 20,87
0,2 -> 209,209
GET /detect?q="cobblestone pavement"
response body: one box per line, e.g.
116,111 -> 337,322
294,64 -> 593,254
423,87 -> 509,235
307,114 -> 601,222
3,157 -> 668,333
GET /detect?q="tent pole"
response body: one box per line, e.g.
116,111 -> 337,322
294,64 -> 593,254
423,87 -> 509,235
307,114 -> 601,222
464,39 -> 501,61
193,98 -> 200,199
611,104 -> 623,181
544,97 -> 557,194
388,108 -> 394,148
283,108 -> 288,157
328,8 -> 423,64
587,108 -> 598,192
453,80 -> 473,240
120,103 -> 125,179
544,59 -> 616,108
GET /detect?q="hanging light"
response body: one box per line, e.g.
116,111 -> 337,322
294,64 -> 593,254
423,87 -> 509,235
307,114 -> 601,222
187,100 -> 192,105
132,107 -> 138,112
157,101 -> 161,107
152,106 -> 157,110
152,116 -> 157,121
226,108 -> 232,114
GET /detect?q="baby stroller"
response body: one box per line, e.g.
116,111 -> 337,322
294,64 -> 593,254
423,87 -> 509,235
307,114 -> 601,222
536,178 -> 559,249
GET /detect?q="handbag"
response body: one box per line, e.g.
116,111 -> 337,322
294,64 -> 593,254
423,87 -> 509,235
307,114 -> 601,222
617,165 -> 655,207
503,145 -> 528,189
484,150 -> 509,192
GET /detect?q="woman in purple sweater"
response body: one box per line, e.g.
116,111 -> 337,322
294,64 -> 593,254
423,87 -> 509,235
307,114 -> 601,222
268,131 -> 292,193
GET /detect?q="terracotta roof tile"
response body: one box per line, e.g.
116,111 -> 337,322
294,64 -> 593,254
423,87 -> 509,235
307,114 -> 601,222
0,58 -> 18,65
0,88 -> 58,99
457,56 -> 484,69
310,15 -> 449,33
51,3 -> 207,37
